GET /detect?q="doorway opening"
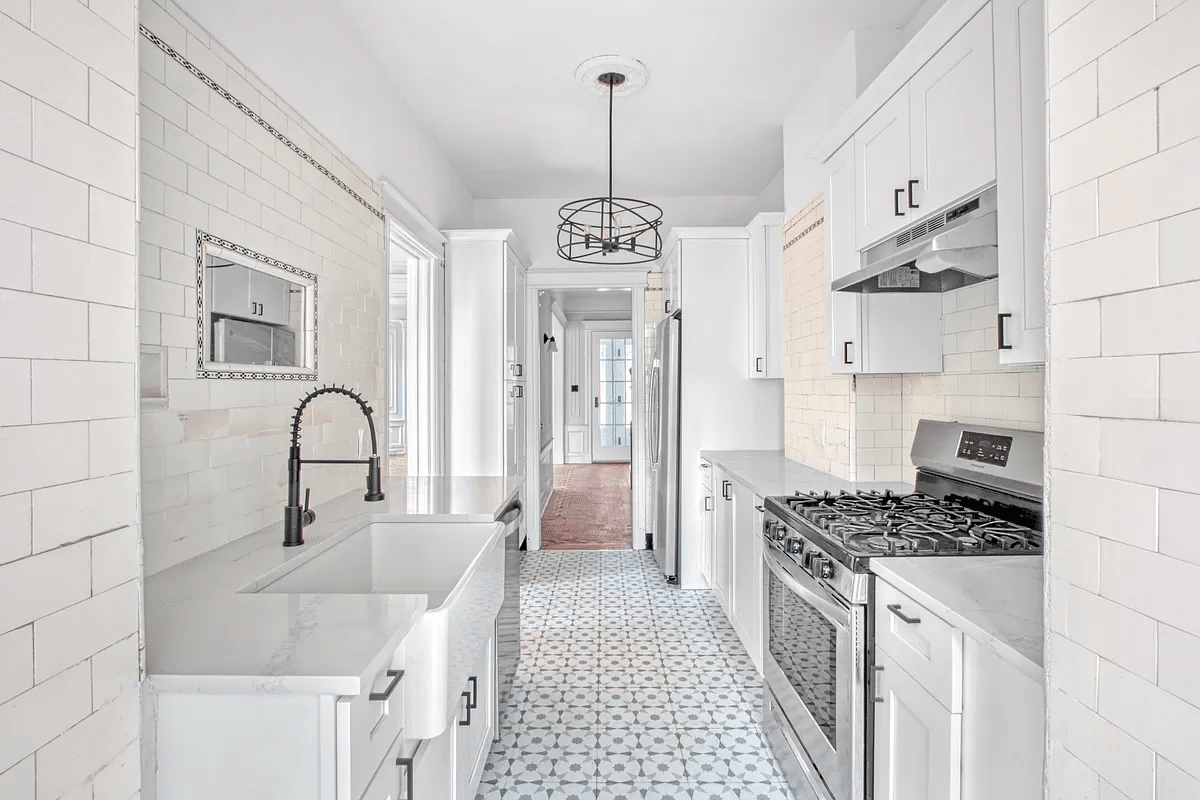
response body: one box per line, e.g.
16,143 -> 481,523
537,288 -> 637,550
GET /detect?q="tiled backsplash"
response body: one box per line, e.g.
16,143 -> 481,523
138,0 -> 385,574
782,202 -> 1045,484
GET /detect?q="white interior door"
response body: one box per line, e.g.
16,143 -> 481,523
591,331 -> 633,462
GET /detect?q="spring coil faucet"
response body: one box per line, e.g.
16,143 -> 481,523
284,385 -> 385,547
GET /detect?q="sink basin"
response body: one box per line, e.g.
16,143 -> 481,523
249,520 -> 506,738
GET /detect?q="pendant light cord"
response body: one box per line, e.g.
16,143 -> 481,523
608,76 -> 614,243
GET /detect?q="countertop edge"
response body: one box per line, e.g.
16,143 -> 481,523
870,560 -> 1044,684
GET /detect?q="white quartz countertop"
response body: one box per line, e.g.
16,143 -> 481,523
700,450 -> 911,497
144,476 -> 521,695
870,556 -> 1044,681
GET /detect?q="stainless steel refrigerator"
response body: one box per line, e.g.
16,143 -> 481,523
650,310 -> 682,582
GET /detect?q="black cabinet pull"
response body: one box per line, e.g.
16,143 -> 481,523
368,669 -> 404,702
466,676 -> 478,709
664,300 -> 671,314
396,739 -> 422,800
458,691 -> 473,726
887,604 -> 922,624
907,179 -> 920,209
894,188 -> 906,217
755,357 -> 763,373
997,313 -> 1013,350
843,341 -> 854,365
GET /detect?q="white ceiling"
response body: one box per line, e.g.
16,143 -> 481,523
551,289 -> 634,318
336,0 -> 927,200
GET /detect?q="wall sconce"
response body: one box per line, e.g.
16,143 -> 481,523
543,334 -> 559,353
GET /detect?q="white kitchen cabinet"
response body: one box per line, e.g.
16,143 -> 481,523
872,648 -> 962,800
993,0 -> 1047,363
208,263 -> 293,326
700,460 -> 714,583
855,88 -> 913,249
446,230 -> 530,481
729,481 -> 764,673
908,6 -> 997,216
746,213 -> 785,379
712,467 -> 734,615
453,633 -> 495,800
662,243 -> 681,315
854,6 -> 997,252
827,142 -> 945,375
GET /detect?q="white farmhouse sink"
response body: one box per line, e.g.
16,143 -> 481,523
251,520 -> 506,737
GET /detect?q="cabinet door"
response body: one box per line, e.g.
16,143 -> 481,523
747,225 -> 768,378
730,484 -> 763,673
454,634 -> 495,800
855,87 -> 912,249
504,383 -> 524,478
994,0 -> 1047,364
504,252 -> 526,380
763,223 -> 783,378
207,263 -> 253,320
412,726 -> 454,800
860,293 -> 944,374
251,270 -> 292,326
701,488 -> 714,584
873,650 -> 962,800
909,6 -> 997,215
712,472 -> 734,614
663,244 -> 681,314
826,141 -> 862,374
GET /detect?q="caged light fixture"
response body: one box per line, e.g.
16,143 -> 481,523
557,58 -> 663,265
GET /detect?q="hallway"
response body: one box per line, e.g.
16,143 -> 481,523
540,464 -> 633,550
476,550 -> 790,799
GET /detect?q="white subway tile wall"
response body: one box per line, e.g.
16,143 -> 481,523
782,197 -> 856,479
1045,0 -> 1200,796
137,0 -> 386,574
0,0 -> 141,796
781,201 -> 1044,484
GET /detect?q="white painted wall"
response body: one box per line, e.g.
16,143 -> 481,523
473,193 -> 783,271
0,0 -> 142,795
138,0 -> 386,574
1044,0 -> 1200,797
168,0 -> 474,230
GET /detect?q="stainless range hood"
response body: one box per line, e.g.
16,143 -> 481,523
832,188 -> 998,293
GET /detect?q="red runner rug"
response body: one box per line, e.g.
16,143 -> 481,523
540,463 -> 632,550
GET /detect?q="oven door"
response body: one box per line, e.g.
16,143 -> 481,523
763,544 -> 866,800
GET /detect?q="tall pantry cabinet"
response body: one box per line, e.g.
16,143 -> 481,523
445,230 -> 530,486
667,229 -> 783,591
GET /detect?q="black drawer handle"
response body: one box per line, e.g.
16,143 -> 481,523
894,188 -> 906,217
466,675 -> 478,709
369,669 -> 405,702
997,313 -> 1012,350
755,357 -> 763,373
843,341 -> 854,365
887,604 -> 921,625
907,179 -> 920,209
396,739 -> 422,799
459,691 -> 473,726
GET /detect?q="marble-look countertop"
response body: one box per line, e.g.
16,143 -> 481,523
699,450 -> 912,497
870,556 -> 1044,681
144,476 -> 521,695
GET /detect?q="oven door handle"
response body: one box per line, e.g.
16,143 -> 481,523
765,548 -> 850,629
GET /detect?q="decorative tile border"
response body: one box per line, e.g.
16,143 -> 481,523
195,230 -> 319,381
140,24 -> 385,222
782,216 -> 824,252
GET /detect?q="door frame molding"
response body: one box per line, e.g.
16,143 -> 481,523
586,323 -> 634,463
524,269 -> 648,551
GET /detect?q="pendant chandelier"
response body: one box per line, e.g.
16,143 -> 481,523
557,63 -> 663,265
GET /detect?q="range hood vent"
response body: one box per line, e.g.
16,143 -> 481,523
832,188 -> 998,294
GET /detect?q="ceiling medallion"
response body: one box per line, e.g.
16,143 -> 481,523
557,58 -> 663,265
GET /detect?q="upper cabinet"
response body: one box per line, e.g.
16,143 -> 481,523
908,7 -> 996,217
746,213 -> 785,379
993,0 -> 1047,363
856,6 -> 996,251
662,243 -> 682,316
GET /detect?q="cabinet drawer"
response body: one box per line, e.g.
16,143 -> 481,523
341,652 -> 408,798
361,731 -> 447,800
874,580 -> 962,712
700,460 -> 713,491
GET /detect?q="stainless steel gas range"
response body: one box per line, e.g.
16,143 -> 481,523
761,420 -> 1044,800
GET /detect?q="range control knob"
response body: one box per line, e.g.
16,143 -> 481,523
801,550 -> 815,569
774,524 -> 788,542
787,539 -> 803,556
811,557 -> 835,580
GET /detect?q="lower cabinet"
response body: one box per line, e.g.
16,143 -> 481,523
872,649 -> 961,800
712,467 -> 734,615
729,481 -> 764,673
872,578 -> 1044,800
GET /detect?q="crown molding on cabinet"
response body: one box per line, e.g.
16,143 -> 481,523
809,0 -> 991,165
442,229 -> 532,268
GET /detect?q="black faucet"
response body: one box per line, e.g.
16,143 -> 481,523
284,385 -> 385,547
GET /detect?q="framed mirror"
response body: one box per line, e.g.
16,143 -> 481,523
196,231 -> 318,380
